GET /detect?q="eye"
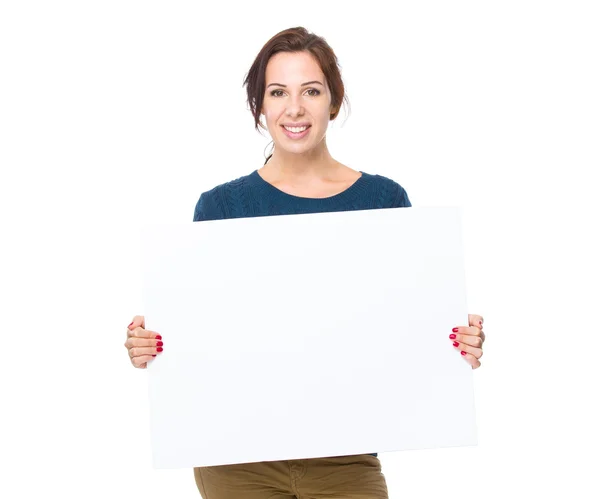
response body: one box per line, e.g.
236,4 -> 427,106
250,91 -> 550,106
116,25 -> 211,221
269,88 -> 321,97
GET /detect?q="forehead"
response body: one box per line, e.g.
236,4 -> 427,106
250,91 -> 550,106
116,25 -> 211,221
265,51 -> 325,83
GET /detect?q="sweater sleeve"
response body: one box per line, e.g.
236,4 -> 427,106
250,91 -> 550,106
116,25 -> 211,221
391,182 -> 412,208
193,190 -> 225,222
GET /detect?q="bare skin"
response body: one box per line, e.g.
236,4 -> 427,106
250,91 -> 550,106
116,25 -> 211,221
257,161 -> 362,199
124,315 -> 161,369
257,51 -> 360,198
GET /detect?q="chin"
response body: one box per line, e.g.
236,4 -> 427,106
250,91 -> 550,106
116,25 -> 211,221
282,145 -> 315,155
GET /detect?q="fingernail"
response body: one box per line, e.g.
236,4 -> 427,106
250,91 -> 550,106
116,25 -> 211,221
157,347 -> 163,352
128,322 -> 134,329
453,341 -> 459,347
479,320 -> 483,326
449,334 -> 456,339
452,327 -> 459,332
461,351 -> 467,356
152,354 -> 156,357
155,335 -> 162,340
156,341 -> 163,347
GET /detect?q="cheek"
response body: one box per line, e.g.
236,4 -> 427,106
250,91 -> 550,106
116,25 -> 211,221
314,102 -> 331,121
316,111 -> 331,128
263,107 -> 280,125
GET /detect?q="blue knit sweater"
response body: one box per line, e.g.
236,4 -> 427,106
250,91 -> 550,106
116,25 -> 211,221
193,169 -> 411,221
192,169 -> 412,459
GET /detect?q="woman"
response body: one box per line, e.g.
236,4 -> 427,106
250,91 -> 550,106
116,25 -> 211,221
124,26 -> 485,499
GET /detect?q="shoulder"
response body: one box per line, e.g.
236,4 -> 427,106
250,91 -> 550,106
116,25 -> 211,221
362,171 -> 412,208
193,172 -> 254,221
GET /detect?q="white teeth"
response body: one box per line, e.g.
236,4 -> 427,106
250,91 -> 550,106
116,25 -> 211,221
284,125 -> 308,133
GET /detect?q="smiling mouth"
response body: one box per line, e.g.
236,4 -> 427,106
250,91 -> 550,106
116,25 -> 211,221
282,125 -> 311,133
281,125 -> 311,139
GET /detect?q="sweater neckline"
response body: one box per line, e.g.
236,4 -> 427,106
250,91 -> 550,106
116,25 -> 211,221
249,169 -> 367,203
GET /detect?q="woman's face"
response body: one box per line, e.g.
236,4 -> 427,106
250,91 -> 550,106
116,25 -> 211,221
261,51 -> 334,157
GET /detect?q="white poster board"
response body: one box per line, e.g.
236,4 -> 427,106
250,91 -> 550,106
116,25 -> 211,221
140,206 -> 477,469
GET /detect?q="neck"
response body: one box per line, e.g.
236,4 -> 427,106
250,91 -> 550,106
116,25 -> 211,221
265,140 -> 338,180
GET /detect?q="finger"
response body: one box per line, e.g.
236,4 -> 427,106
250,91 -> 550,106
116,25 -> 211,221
460,350 -> 481,369
127,315 -> 146,333
127,325 -> 161,340
128,344 -> 163,359
124,336 -> 164,349
450,331 -> 483,348
131,354 -> 155,369
450,340 -> 483,360
453,334 -> 483,348
468,314 -> 484,329
451,326 -> 481,338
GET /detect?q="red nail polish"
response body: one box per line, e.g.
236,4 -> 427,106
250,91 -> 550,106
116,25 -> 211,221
155,335 -> 162,340
152,354 -> 156,357
453,341 -> 459,347
157,347 -> 163,352
461,351 -> 467,356
156,341 -> 163,347
449,334 -> 456,339
452,327 -> 459,332
128,322 -> 133,328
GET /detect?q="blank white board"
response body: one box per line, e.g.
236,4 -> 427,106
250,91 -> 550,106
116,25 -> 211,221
140,206 -> 477,469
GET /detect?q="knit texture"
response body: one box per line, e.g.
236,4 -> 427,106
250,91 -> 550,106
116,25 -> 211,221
192,169 -> 412,459
193,169 -> 411,221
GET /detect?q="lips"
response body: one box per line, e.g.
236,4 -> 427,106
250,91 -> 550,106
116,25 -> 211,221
281,124 -> 311,139
282,124 -> 311,132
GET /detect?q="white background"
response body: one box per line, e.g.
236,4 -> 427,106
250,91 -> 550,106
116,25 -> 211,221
0,1 -> 598,497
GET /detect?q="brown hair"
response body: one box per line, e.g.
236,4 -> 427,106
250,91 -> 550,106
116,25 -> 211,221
243,26 -> 350,137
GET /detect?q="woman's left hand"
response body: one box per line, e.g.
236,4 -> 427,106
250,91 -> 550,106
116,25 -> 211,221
450,314 -> 485,369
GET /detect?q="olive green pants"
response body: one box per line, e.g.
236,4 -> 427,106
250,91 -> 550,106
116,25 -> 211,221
193,454 -> 388,499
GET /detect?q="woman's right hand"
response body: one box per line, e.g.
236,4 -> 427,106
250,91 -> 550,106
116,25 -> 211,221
124,315 -> 164,369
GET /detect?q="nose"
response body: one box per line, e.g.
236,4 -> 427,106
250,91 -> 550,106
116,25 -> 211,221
285,94 -> 305,118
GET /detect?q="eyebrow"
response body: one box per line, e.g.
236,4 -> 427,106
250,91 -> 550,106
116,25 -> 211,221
266,80 -> 324,88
